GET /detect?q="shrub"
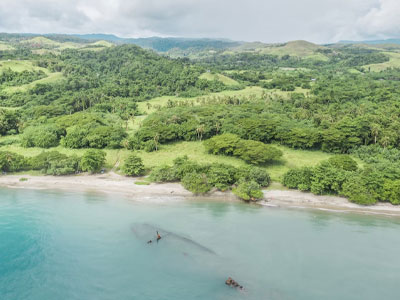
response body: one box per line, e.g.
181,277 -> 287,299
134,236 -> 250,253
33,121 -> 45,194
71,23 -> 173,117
172,156 -> 206,179
239,166 -> 271,187
206,163 -> 238,191
29,151 -> 68,171
383,180 -> 400,205
0,109 -> 19,135
149,165 -> 179,182
121,154 -> 145,176
80,149 -> 106,173
181,172 -> 212,194
328,155 -> 358,171
283,167 -> 313,191
233,180 -> 263,201
234,140 -> 282,165
204,133 -> 241,155
341,176 -> 378,205
310,161 -> 350,195
46,155 -> 80,175
20,125 -> 62,148
62,124 -> 126,149
0,151 -> 27,172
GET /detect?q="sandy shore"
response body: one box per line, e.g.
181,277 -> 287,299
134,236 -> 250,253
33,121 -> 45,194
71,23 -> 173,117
1,173 -> 400,216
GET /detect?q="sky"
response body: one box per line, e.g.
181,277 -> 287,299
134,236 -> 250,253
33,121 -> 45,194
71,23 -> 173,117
0,0 -> 399,43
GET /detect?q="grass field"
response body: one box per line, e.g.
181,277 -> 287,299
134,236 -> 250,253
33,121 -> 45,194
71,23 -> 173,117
0,134 -> 364,184
137,86 -> 266,114
0,60 -> 49,73
364,52 -> 400,71
199,72 -> 240,86
0,42 -> 14,51
3,72 -> 64,93
228,40 -> 329,61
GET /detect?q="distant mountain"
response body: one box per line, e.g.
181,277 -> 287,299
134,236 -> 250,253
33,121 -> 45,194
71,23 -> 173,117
339,39 -> 400,45
73,34 -> 241,52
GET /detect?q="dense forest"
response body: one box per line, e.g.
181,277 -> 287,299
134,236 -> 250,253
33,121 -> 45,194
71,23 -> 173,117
1,35 -> 400,204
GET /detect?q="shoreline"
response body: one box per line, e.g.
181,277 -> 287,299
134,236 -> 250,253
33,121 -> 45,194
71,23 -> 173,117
1,173 -> 400,216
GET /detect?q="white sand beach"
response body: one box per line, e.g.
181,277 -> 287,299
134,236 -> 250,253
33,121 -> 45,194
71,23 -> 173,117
1,173 -> 400,216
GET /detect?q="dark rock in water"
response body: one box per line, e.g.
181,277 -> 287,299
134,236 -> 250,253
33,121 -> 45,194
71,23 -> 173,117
225,277 -> 243,290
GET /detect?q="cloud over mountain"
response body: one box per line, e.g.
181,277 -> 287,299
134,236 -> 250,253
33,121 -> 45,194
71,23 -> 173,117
0,0 -> 399,43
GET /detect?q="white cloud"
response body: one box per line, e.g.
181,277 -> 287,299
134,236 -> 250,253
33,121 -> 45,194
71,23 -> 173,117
356,0 -> 400,39
0,0 -> 399,43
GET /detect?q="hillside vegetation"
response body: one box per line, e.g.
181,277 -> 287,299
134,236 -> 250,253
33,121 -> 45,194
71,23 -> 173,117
1,34 -> 400,203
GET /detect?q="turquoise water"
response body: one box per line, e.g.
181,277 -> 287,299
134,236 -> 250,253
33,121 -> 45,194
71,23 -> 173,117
1,189 -> 400,300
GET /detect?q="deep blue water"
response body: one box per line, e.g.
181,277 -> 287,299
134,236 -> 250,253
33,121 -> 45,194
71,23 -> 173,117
1,188 -> 400,299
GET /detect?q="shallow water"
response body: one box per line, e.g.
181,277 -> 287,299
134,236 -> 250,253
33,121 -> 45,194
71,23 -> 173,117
1,188 -> 400,300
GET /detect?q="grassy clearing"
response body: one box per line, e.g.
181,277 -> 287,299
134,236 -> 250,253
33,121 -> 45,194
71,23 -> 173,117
3,72 -> 64,93
136,141 -> 248,170
199,72 -> 240,86
137,86 -> 266,114
0,138 -> 363,184
0,42 -> 14,51
0,60 -> 49,73
364,52 -> 400,71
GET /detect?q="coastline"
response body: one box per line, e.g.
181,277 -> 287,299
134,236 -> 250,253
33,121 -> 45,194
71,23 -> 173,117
1,173 -> 400,216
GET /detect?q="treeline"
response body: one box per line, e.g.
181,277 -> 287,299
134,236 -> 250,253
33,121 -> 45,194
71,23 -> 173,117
126,92 -> 400,154
283,150 -> 400,205
19,112 -> 126,149
0,69 -> 46,87
149,155 -> 270,200
0,149 -> 106,175
0,45 -> 236,122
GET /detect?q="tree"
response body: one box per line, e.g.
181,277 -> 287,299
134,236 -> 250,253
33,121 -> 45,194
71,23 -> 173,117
383,180 -> 400,205
341,176 -> 378,205
327,155 -> 358,172
121,154 -> 145,176
80,149 -> 106,173
0,151 -> 27,172
233,180 -> 263,201
234,140 -> 282,165
181,172 -> 212,194
0,109 -> 19,135
204,133 -> 241,156
283,167 -> 314,191
21,125 -> 61,148
310,161 -> 350,195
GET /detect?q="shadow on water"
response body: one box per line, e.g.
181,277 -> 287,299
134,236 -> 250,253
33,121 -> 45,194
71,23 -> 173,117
130,223 -> 217,255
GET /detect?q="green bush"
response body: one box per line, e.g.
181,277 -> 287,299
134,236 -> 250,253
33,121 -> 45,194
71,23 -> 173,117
341,176 -> 378,205
0,151 -> 27,172
181,172 -> 212,194
310,161 -> 350,195
234,140 -> 282,165
121,154 -> 145,176
29,151 -> 68,171
62,124 -> 126,149
204,134 -> 282,165
383,180 -> 400,205
0,109 -> 19,136
206,163 -> 238,191
21,125 -> 63,148
80,149 -> 106,173
204,133 -> 241,155
239,166 -> 271,187
233,180 -> 263,201
46,155 -> 80,175
283,167 -> 313,191
149,165 -> 179,182
328,155 -> 358,171
172,156 -> 206,179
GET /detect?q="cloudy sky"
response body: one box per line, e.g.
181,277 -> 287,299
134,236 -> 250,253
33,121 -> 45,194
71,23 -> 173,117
0,0 -> 399,43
